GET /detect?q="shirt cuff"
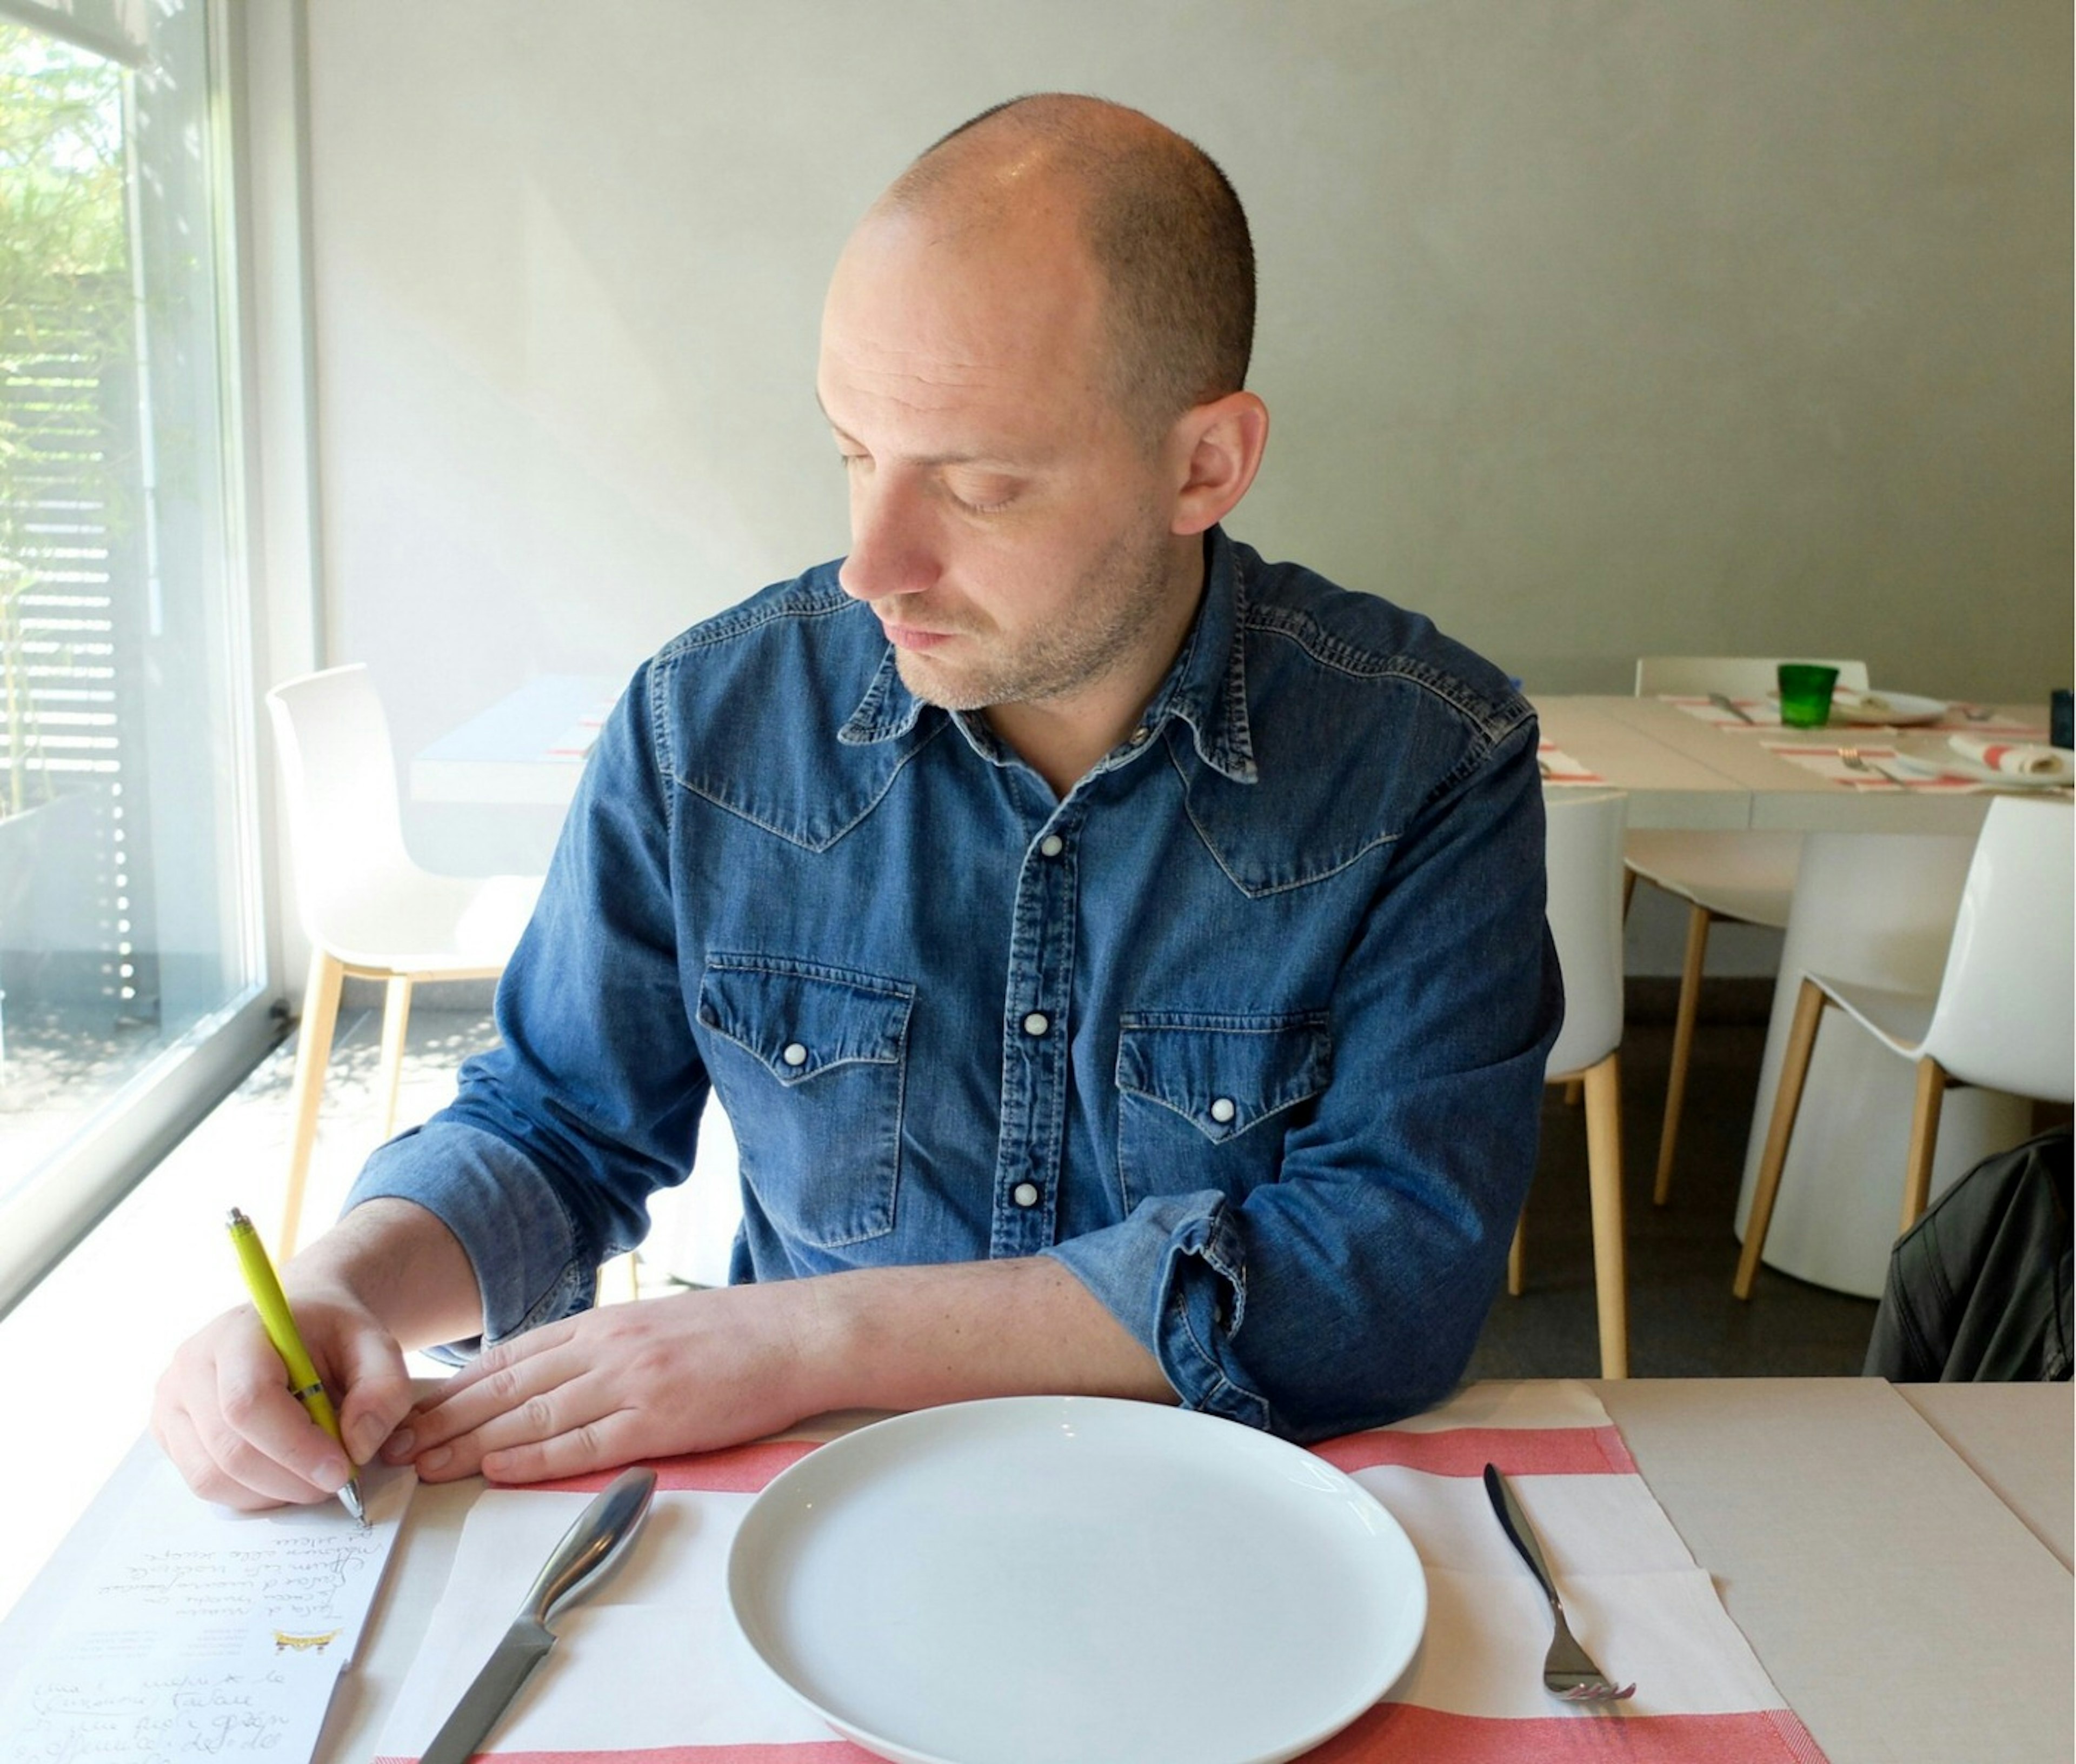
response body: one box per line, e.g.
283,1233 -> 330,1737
1044,1191 -> 1273,1432
345,1120 -> 597,1349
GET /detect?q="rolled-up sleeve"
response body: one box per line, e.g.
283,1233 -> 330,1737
346,662 -> 708,1345
1047,721 -> 1562,1439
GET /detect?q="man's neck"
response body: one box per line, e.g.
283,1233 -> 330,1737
986,543 -> 1209,798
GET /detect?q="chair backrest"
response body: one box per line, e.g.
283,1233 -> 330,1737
1921,796 -> 2075,1103
1634,656 -> 1872,697
265,664 -> 416,941
1543,790 -> 1629,1078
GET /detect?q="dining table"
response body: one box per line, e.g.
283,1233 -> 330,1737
1535,691 -> 2065,1297
2,1377 -> 2067,1764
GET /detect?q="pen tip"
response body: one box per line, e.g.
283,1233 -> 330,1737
227,1206 -> 250,1229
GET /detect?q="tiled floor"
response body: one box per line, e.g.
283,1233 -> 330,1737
0,990 -> 1881,1622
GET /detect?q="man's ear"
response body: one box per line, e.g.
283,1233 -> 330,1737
1168,391 -> 1269,537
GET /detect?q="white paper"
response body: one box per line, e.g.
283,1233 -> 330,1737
0,1454 -> 412,1762
376,1488 -> 827,1756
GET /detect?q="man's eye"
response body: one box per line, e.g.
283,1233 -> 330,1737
947,480 -> 1017,515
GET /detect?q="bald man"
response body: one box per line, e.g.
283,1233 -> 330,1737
155,96 -> 1560,1509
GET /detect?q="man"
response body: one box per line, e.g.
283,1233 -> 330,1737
155,95 -> 1560,1510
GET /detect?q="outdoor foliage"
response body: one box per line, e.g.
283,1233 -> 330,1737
0,23 -> 131,817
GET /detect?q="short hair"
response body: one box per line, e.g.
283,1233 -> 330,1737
889,95 -> 1256,440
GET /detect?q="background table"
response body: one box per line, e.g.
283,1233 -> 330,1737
1537,694 -> 2055,1294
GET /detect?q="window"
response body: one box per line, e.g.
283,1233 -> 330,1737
0,0 -> 271,1312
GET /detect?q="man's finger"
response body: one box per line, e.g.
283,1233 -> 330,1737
328,1324 -> 415,1465
399,1340 -> 591,1457
214,1350 -> 352,1497
480,1410 -> 640,1487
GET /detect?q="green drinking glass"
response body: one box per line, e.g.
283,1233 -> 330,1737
1776,663 -> 1840,730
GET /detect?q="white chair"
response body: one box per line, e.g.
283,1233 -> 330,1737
1512,789 -> 1630,1378
1626,655 -> 1871,1205
266,665 -> 543,1257
1734,796 -> 2074,1299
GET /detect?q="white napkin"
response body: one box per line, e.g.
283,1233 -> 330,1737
1948,733 -> 2071,778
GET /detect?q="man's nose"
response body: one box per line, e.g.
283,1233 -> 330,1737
838,470 -> 939,604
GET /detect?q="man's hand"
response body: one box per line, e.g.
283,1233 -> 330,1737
387,1257 -> 1172,1487
385,1280 -> 824,1485
151,1199 -> 482,1509
151,1287 -> 414,1509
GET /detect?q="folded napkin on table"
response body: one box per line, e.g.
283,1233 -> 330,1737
1948,734 -> 2071,779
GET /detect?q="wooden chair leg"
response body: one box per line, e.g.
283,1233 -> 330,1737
280,947 -> 345,1261
1583,1053 -> 1629,1378
1654,904 -> 1713,1206
1507,1211 -> 1526,1296
1733,977 -> 1829,1299
1562,1079 -> 1583,1107
376,974 -> 414,1140
1900,1057 -> 1949,1232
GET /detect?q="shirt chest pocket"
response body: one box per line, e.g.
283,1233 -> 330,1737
697,955 -> 914,1250
1114,1011 -> 1333,1213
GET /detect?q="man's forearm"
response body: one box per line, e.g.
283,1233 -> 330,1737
794,1256 -> 1176,1417
289,1197 -> 484,1350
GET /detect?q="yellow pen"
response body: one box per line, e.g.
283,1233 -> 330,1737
226,1207 -> 368,1527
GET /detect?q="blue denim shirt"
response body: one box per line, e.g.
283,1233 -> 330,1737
350,529 -> 1561,1440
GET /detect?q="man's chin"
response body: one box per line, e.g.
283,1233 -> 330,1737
894,648 -> 990,713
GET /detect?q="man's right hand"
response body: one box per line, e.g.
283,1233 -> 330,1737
151,1284 -> 416,1510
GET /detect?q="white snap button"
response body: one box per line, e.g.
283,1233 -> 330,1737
1022,1011 -> 1049,1036
1039,834 -> 1064,858
1209,1096 -> 1237,1124
781,1042 -> 808,1067
1129,727 -> 1150,745
1013,1181 -> 1040,1208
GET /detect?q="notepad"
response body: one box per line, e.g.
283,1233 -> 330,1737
0,1447 -> 412,1761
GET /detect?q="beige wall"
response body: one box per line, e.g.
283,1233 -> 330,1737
296,0 -> 2072,894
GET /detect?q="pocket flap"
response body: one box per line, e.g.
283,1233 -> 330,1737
1115,1011 -> 1332,1141
698,956 -> 913,1086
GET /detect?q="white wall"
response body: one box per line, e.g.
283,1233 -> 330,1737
296,1 -> 2072,970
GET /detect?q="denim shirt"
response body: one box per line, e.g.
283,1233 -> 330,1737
350,529 -> 1562,1440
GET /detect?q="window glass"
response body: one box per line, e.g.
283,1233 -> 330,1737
0,5 -> 261,1225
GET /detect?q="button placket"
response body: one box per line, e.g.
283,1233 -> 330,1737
990,807 -> 1081,1256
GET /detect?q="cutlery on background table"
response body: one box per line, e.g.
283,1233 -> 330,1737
422,1466 -> 659,1764
1708,693 -> 1755,724
1482,1463 -> 1636,1705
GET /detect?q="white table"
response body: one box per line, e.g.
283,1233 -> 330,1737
4,1380 -> 2066,1764
410,673 -> 622,806
1538,694 -> 2059,1295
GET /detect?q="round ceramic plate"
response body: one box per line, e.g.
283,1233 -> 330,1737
1829,689 -> 1949,727
727,1397 -> 1427,1764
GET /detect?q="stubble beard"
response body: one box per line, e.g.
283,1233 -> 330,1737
893,517 -> 1180,715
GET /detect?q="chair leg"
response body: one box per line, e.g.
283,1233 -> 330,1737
377,974 -> 414,1140
1507,1212 -> 1526,1296
1562,1078 -> 1583,1107
1582,1053 -> 1629,1378
1900,1058 -> 1949,1232
1654,904 -> 1713,1206
1733,977 -> 1829,1299
280,947 -> 345,1261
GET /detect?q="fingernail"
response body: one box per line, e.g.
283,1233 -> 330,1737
314,1458 -> 348,1493
346,1417 -> 384,1463
382,1428 -> 415,1462
418,1445 -> 452,1474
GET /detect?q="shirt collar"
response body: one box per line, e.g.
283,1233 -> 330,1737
838,527 -> 1258,786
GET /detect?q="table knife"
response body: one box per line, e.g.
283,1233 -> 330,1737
1709,692 -> 1755,724
422,1466 -> 658,1764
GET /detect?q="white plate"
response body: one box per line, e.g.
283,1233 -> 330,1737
1829,689 -> 1949,726
727,1397 -> 1426,1764
1888,749 -> 2073,789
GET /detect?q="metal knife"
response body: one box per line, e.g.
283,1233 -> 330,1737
1709,692 -> 1755,724
422,1466 -> 658,1764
